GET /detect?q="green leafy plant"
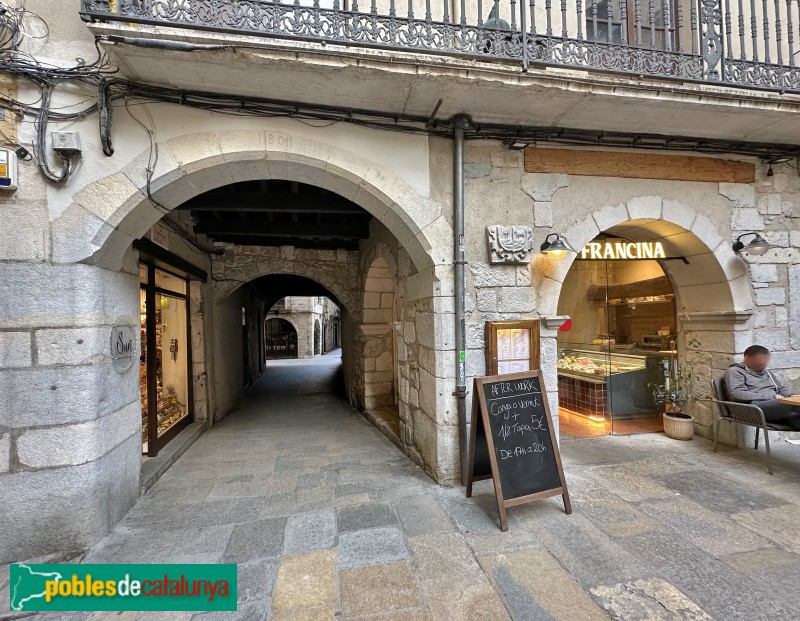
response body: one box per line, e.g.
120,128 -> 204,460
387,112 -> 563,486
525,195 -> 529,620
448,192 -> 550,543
650,335 -> 702,419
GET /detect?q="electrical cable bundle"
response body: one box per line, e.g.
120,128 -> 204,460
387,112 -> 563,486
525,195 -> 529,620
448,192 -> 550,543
0,0 -> 798,187
0,1 -> 116,181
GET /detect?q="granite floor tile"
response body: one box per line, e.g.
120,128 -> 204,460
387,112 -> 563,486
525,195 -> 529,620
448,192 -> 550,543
409,532 -> 481,579
336,527 -> 410,569
271,550 -> 337,615
339,561 -> 422,617
394,495 -> 455,536
336,502 -> 398,532
479,549 -> 610,621
222,517 -> 287,563
283,509 -> 337,555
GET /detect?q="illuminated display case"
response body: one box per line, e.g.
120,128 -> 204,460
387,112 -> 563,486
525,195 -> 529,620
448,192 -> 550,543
557,347 -> 648,377
557,346 -> 670,420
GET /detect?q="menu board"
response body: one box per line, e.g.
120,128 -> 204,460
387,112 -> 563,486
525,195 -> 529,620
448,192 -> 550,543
466,371 -> 571,531
496,328 -> 531,374
486,321 -> 540,376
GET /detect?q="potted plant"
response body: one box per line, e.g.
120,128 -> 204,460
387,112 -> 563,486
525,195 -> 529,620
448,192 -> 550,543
651,338 -> 701,440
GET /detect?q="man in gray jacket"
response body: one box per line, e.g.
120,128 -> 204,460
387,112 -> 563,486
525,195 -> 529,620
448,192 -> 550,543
724,345 -> 800,430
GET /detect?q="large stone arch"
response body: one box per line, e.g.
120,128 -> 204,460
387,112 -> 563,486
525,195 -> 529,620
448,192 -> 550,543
51,130 -> 450,275
265,314 -> 301,340
536,197 -> 754,317
539,196 -> 755,437
211,245 -> 359,314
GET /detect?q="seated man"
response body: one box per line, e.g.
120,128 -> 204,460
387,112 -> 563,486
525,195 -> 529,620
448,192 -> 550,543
724,345 -> 800,430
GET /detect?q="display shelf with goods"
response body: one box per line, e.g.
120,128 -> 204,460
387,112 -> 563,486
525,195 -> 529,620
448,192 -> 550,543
557,347 -> 671,421
139,263 -> 192,456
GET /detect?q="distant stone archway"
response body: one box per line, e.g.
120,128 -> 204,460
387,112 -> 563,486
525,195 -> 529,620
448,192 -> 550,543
212,245 -> 359,311
265,317 -> 299,359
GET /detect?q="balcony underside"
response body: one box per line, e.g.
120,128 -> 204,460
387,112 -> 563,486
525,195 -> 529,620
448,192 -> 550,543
90,22 -> 800,146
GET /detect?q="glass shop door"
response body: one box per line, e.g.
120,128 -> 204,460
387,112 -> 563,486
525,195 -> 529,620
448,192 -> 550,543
556,238 -> 674,437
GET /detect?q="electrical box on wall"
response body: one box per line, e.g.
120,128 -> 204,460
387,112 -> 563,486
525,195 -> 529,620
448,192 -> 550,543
0,148 -> 18,190
51,131 -> 82,157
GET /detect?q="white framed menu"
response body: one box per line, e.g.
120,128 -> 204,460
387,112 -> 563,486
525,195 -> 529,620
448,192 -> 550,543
486,320 -> 540,376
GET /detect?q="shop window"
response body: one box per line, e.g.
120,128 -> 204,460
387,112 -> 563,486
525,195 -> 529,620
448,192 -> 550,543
556,235 -> 676,437
140,265 -> 193,457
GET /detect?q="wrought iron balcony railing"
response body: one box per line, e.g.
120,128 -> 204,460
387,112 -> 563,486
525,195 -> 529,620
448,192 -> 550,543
80,0 -> 800,93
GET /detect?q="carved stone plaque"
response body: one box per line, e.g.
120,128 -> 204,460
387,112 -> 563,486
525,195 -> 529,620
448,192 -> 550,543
487,225 -> 534,264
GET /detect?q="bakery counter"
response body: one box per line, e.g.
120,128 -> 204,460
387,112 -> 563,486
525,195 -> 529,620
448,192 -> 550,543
557,345 -> 665,420
558,373 -> 608,420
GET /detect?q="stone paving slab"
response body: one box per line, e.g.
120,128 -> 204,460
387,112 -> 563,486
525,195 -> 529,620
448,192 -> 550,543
9,354 -> 800,621
590,578 -> 715,620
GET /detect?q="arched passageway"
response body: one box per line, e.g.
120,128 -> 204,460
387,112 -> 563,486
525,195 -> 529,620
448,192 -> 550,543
9,129 -> 455,566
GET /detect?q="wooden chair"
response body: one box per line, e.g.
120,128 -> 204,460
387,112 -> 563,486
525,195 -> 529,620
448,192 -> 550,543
711,377 -> 794,474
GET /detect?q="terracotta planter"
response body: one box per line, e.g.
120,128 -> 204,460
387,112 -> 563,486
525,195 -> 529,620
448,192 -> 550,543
663,411 -> 695,441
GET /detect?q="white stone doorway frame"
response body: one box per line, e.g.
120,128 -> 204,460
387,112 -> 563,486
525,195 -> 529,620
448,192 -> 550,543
540,198 -> 755,439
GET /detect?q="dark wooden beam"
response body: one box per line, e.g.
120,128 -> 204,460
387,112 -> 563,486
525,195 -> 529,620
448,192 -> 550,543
179,194 -> 365,214
194,220 -> 370,239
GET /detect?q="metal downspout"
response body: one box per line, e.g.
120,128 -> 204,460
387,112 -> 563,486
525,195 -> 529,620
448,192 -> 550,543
454,115 -> 467,485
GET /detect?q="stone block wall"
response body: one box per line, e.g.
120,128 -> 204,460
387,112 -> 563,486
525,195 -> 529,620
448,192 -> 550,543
362,258 -> 397,412
355,223 -> 460,484
0,263 -> 141,563
748,163 -> 800,383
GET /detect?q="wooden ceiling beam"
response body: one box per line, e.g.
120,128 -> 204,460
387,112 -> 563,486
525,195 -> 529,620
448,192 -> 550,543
194,220 -> 370,239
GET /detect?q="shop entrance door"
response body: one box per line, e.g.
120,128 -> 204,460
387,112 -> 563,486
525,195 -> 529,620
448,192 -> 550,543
557,236 -> 676,437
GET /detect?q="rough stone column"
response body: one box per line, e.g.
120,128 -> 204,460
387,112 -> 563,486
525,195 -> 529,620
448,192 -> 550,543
0,262 -> 141,563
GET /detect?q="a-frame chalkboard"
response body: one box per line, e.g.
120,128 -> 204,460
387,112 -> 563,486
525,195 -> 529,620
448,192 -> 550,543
465,370 -> 571,531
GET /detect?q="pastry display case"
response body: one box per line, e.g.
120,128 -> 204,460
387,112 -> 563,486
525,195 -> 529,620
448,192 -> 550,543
557,347 -> 647,378
557,346 -> 669,420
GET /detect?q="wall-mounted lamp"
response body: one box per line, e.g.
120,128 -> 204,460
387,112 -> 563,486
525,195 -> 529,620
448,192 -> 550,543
540,233 -> 575,260
732,232 -> 776,256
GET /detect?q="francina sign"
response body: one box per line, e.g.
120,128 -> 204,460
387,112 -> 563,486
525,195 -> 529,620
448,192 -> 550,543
579,241 -> 666,260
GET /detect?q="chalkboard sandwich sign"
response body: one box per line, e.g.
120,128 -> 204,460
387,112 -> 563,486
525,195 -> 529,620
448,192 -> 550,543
465,370 -> 571,531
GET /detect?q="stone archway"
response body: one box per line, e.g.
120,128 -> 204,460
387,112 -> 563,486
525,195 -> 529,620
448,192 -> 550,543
51,130 -> 448,276
264,317 -> 299,359
542,197 -> 755,438
212,246 -> 359,310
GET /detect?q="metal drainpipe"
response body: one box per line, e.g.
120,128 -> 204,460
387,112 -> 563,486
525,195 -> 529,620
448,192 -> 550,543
453,115 -> 467,485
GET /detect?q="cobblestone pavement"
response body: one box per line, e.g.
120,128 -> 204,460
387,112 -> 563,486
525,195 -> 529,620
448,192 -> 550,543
6,352 -> 800,620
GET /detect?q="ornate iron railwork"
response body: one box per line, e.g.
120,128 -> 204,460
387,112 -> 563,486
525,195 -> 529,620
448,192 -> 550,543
700,0 -> 723,80
79,0 -> 799,93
